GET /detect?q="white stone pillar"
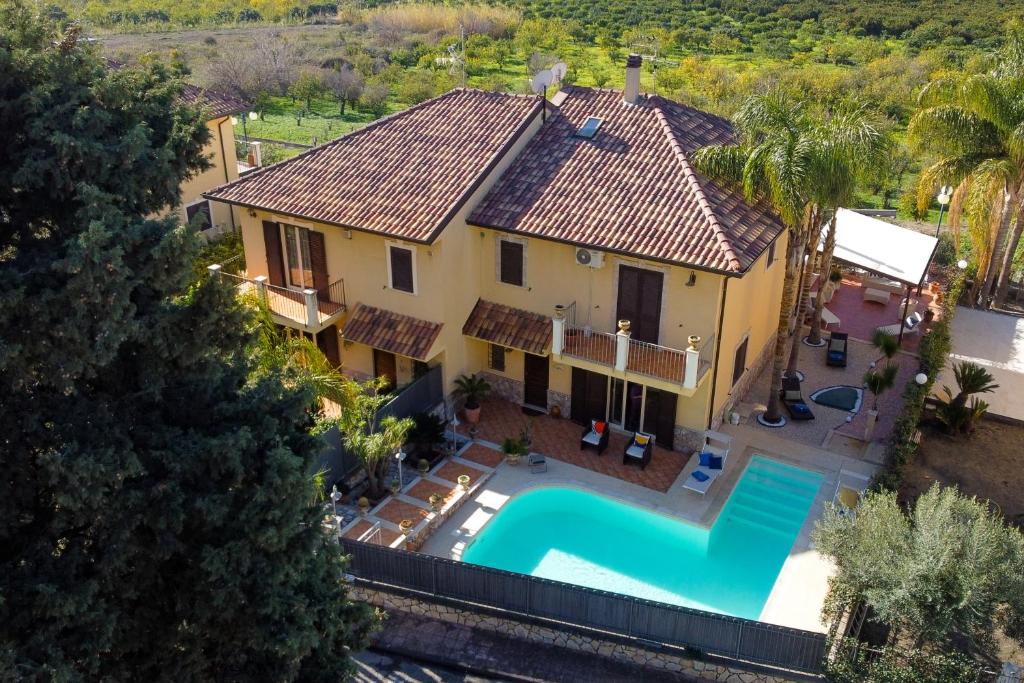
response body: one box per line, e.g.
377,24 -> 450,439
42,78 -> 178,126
552,305 -> 565,356
207,263 -> 222,277
615,320 -> 630,372
254,275 -> 268,304
304,288 -> 319,328
683,335 -> 701,388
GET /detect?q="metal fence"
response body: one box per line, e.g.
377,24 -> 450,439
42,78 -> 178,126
341,539 -> 828,676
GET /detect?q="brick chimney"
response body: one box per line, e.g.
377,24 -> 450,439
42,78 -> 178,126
624,54 -> 642,105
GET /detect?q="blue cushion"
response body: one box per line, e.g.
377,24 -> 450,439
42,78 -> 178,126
792,403 -> 811,415
692,470 -> 710,482
708,455 -> 723,470
699,451 -> 713,467
828,351 -> 843,361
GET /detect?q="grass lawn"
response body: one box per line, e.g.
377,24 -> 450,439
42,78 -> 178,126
242,94 -> 403,147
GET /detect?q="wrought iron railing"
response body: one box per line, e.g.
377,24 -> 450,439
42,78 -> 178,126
212,266 -> 345,328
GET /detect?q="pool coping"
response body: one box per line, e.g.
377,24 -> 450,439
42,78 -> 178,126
419,429 -> 878,634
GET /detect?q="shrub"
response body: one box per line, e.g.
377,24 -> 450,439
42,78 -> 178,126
826,639 -> 984,682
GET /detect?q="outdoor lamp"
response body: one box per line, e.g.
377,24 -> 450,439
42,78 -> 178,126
957,259 -> 968,270
230,116 -> 238,125
915,373 -> 928,386
395,447 -> 407,489
935,185 -> 952,238
249,111 -> 258,120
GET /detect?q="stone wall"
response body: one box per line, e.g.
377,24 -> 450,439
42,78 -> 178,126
547,389 -> 570,418
717,333 -> 775,428
353,585 -> 811,683
480,371 -> 524,405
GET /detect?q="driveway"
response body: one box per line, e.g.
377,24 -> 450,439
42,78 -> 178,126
942,307 -> 1024,420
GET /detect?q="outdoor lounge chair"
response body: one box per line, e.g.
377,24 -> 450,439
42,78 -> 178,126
622,432 -> 653,469
528,452 -> 547,473
579,419 -> 609,455
875,311 -> 924,338
826,332 -> 849,367
780,376 -> 815,421
863,287 -> 890,304
682,430 -> 732,495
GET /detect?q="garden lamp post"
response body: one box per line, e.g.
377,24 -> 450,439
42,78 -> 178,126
330,485 -> 342,536
395,447 -> 406,490
935,186 -> 952,238
915,373 -> 928,386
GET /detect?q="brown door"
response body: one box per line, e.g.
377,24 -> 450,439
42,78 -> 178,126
262,220 -> 286,286
570,367 -> 607,424
616,266 -> 663,344
523,353 -> 549,408
316,324 -> 340,367
373,349 -> 397,391
642,387 -> 677,448
308,229 -> 329,301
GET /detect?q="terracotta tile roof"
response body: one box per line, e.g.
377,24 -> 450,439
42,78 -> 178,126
341,304 -> 443,360
179,84 -> 248,119
468,87 -> 785,273
462,299 -> 551,355
206,89 -> 541,242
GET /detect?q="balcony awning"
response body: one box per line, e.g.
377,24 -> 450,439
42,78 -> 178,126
341,304 -> 443,361
825,208 -> 938,287
462,299 -> 551,355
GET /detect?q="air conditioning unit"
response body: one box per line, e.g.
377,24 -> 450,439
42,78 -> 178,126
575,248 -> 605,268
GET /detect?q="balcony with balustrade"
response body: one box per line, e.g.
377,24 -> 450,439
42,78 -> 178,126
207,264 -> 346,333
552,302 -> 713,395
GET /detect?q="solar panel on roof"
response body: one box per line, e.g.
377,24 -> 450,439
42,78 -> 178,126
575,116 -> 602,139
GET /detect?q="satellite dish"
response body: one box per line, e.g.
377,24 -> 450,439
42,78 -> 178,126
530,69 -> 554,94
551,62 -> 567,82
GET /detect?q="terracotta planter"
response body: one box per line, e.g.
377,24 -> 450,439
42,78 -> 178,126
457,474 -> 471,490
464,405 -> 481,424
399,519 -> 413,533
429,494 -> 443,511
506,453 -> 521,466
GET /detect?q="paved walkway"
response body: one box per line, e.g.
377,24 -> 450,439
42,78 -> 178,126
370,611 -> 699,682
942,306 -> 1024,421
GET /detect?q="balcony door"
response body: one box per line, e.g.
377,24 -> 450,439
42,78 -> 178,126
616,265 -> 663,344
282,224 -> 329,300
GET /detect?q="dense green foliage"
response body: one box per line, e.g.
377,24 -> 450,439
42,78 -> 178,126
826,639 -> 984,683
0,4 -> 371,678
814,484 -> 1024,651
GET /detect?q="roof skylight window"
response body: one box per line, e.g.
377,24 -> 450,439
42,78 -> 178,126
575,116 -> 603,139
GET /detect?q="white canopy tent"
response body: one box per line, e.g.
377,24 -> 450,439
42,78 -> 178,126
825,208 -> 939,287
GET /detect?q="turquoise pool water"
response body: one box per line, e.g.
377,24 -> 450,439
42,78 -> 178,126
461,456 -> 823,620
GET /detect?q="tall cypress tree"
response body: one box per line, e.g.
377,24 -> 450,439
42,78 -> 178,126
0,4 -> 372,679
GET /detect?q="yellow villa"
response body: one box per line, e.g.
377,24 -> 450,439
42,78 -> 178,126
205,58 -> 786,452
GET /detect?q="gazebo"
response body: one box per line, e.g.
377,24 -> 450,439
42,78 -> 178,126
823,208 -> 939,345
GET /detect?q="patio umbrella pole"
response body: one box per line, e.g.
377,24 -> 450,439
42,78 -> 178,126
896,283 -> 912,346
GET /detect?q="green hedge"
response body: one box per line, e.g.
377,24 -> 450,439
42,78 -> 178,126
875,274 -> 963,489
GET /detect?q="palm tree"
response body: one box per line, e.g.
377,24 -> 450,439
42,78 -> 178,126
937,361 -> 999,434
909,25 -> 1024,308
863,365 -> 898,412
694,93 -> 887,424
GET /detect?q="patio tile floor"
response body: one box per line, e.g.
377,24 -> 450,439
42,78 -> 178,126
459,399 -> 688,493
434,461 -> 488,487
375,498 -> 430,526
458,444 -> 504,468
343,519 -> 401,546
406,478 -> 456,504
823,278 -> 938,352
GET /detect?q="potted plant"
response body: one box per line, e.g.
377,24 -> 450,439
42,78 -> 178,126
399,519 -> 414,534
428,493 -> 443,511
457,474 -> 471,490
502,436 -> 526,465
389,479 -> 400,494
357,496 -> 369,515
454,373 -> 491,424
417,458 -> 430,475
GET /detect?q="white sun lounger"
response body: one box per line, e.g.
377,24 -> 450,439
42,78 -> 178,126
863,287 -> 890,304
683,430 -> 732,495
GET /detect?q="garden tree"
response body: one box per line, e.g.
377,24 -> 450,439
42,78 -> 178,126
360,81 -> 391,117
491,38 -> 513,72
588,62 -> 611,88
289,68 -> 326,111
909,24 -> 1024,308
826,642 -> 982,683
0,6 -> 371,679
813,485 -> 1024,651
936,360 -> 999,433
324,63 -> 365,115
335,377 -> 415,499
863,364 -> 898,411
694,93 -> 887,424
398,68 -> 442,105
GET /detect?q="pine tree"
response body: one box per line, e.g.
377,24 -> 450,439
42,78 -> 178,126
0,4 -> 372,679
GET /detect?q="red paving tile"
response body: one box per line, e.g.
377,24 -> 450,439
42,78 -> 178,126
459,444 -> 504,468
343,519 -> 400,546
435,461 -> 487,487
406,478 -> 456,504
375,498 -> 430,525
822,279 -> 938,353
459,399 -> 687,493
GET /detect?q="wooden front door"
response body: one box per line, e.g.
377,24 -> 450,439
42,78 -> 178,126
642,387 -> 678,449
570,367 -> 608,425
616,266 -> 664,344
523,353 -> 549,409
316,325 -> 340,368
373,349 -> 397,391
262,220 -> 286,287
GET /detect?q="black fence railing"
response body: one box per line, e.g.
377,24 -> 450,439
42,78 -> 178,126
341,539 -> 828,676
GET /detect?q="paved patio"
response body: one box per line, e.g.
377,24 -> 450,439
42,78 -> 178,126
457,398 -> 688,492
942,306 -> 1024,421
823,277 -> 938,353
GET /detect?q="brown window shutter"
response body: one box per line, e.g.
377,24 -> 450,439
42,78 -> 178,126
262,221 -> 286,286
308,230 -> 329,301
316,324 -> 341,367
500,240 -> 523,286
390,246 -> 414,292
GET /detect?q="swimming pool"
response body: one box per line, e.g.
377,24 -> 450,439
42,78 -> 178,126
461,456 -> 823,620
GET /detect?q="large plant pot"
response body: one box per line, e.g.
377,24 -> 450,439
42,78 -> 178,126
464,405 -> 481,424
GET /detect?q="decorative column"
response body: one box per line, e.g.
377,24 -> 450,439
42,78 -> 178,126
207,264 -> 222,277
253,275 -> 268,304
615,320 -> 630,372
552,305 -> 565,356
304,288 -> 319,328
683,335 -> 702,388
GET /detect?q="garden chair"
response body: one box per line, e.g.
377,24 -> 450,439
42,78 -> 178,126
622,432 -> 653,469
875,311 -> 924,338
579,419 -> 609,455
528,452 -> 547,473
780,375 -> 815,421
826,332 -> 849,367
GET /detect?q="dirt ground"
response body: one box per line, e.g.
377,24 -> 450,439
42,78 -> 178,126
900,418 -> 1024,527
